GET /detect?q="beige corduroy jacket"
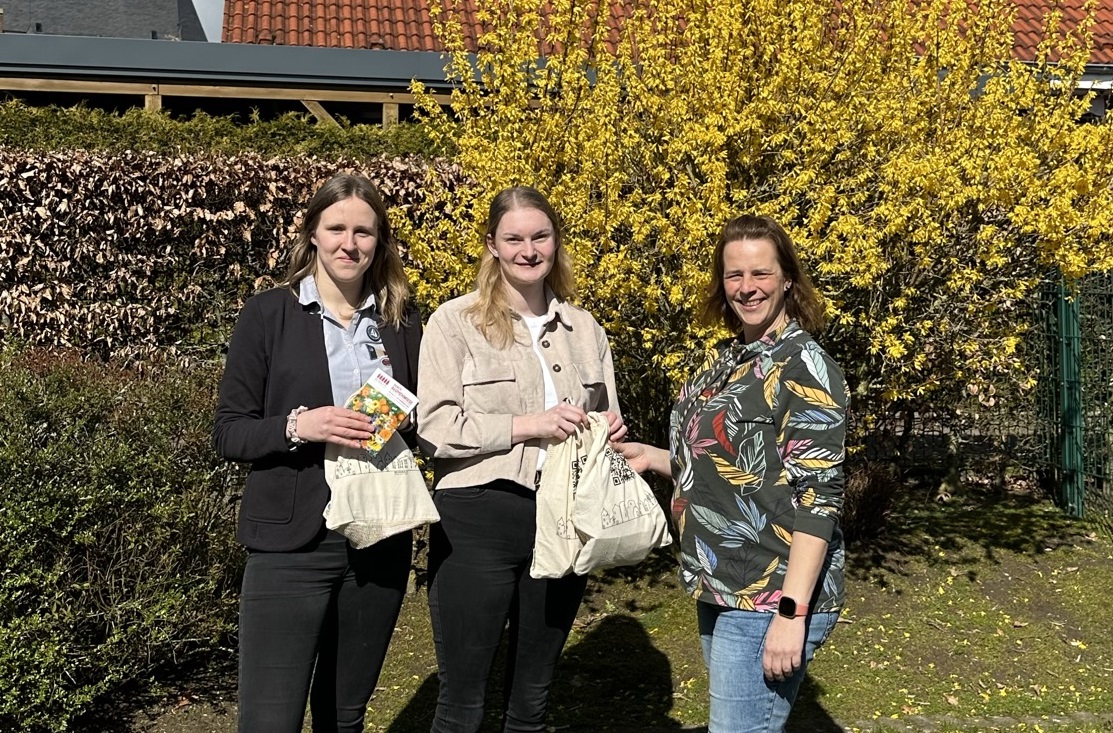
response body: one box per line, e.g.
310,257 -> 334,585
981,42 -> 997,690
416,290 -> 621,491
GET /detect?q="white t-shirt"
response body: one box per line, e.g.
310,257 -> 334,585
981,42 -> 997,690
522,313 -> 559,470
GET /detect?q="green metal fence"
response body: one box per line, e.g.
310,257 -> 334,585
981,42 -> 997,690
863,272 -> 1113,535
1036,273 -> 1113,532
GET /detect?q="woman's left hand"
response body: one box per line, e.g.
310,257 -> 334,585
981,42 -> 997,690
601,410 -> 627,442
762,615 -> 806,683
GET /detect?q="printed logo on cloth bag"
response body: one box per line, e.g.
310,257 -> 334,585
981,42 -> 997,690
335,446 -> 419,474
600,490 -> 660,529
607,446 -> 636,486
600,447 -> 658,529
556,516 -> 576,540
572,454 -> 586,488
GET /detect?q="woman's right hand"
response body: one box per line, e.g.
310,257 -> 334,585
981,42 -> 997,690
296,406 -> 376,449
613,441 -> 671,477
513,403 -> 589,442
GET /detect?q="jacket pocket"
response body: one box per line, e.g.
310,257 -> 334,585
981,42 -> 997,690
242,466 -> 297,524
461,357 -> 518,412
724,412 -> 779,487
573,361 -> 607,410
725,412 -> 776,443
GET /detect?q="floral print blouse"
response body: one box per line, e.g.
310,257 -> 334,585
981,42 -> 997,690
670,320 -> 849,613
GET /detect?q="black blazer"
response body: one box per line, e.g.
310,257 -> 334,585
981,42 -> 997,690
213,287 -> 423,552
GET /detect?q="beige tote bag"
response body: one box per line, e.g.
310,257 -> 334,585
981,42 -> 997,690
324,432 -> 439,549
530,426 -> 591,579
572,413 -> 673,575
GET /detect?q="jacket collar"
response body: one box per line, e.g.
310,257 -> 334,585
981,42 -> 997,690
731,319 -> 801,358
512,285 -> 572,328
296,273 -> 377,315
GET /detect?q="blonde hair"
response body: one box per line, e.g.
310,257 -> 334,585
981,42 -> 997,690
279,173 -> 411,327
701,215 -> 826,336
464,186 -> 575,349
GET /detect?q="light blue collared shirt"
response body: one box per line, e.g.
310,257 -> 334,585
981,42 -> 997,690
298,274 -> 393,407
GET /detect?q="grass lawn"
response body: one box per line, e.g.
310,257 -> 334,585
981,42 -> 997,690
808,480 -> 1113,733
109,480 -> 1113,733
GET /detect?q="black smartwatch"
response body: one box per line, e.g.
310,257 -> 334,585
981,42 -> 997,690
777,596 -> 808,619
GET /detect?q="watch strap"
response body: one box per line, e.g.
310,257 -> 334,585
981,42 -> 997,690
777,596 -> 809,619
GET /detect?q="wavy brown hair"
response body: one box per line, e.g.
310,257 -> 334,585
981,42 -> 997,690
464,186 -> 576,349
701,215 -> 826,336
279,173 -> 411,327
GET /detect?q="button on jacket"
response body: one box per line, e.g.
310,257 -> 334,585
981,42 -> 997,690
417,290 -> 620,491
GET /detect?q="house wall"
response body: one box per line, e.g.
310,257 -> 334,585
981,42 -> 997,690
2,0 -> 206,41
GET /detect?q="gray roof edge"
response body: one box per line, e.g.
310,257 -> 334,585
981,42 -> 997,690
0,34 -> 457,90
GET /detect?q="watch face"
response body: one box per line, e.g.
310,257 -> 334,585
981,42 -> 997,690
778,596 -> 797,618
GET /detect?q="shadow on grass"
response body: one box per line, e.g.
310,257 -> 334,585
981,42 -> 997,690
387,614 -> 685,732
384,675 -> 437,733
846,483 -> 1092,586
551,614 -> 681,730
788,674 -> 845,733
583,545 -> 680,611
73,647 -> 237,733
554,615 -> 844,733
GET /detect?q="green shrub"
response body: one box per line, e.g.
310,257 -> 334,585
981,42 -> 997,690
841,460 -> 901,543
0,101 -> 449,158
0,349 -> 242,732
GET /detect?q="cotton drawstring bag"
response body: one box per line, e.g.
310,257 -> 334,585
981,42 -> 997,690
530,425 -> 591,579
324,432 -> 439,549
571,412 -> 672,575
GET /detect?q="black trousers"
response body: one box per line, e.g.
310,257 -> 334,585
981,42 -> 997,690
427,481 -> 588,733
237,528 -> 412,733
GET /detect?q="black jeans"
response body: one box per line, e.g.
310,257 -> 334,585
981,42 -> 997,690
428,481 -> 588,733
237,528 -> 412,733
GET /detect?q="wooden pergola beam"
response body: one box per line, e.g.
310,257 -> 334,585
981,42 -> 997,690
0,77 -> 450,127
155,82 -> 447,105
300,99 -> 340,127
0,77 -> 155,95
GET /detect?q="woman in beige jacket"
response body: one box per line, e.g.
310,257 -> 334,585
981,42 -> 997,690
417,186 -> 625,733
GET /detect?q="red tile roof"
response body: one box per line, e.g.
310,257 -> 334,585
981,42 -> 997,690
223,0 -> 480,50
1012,0 -> 1113,64
224,0 -> 1113,65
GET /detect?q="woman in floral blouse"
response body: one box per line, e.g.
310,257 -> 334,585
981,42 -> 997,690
617,215 -> 848,733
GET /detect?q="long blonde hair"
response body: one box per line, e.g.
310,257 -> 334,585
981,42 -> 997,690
279,173 -> 411,327
464,186 -> 575,349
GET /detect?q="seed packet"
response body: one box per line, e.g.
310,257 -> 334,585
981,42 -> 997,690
345,369 -> 419,454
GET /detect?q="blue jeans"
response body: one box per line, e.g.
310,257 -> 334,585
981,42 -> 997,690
697,601 -> 839,733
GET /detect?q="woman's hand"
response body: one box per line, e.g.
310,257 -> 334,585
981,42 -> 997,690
613,440 -> 651,472
513,403 -> 588,442
296,406 -> 376,449
600,410 -> 627,442
762,614 -> 806,683
612,441 -> 671,477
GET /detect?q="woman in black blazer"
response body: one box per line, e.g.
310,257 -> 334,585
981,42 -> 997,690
214,173 -> 422,733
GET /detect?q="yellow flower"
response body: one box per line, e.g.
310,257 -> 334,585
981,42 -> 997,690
405,0 -> 1113,437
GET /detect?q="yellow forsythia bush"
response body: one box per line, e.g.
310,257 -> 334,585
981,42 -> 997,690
403,0 -> 1113,443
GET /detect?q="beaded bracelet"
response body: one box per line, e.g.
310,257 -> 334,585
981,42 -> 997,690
285,405 -> 309,447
